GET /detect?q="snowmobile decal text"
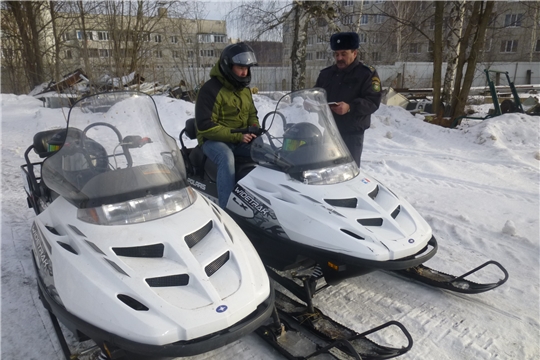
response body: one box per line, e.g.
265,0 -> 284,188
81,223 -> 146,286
188,178 -> 206,191
233,186 -> 269,216
31,223 -> 53,277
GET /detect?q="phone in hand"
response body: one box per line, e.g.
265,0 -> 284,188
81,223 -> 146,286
327,102 -> 338,107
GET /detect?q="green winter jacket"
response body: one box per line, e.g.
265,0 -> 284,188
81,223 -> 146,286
194,62 -> 259,145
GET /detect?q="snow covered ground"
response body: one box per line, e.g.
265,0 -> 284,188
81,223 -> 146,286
1,93 -> 539,360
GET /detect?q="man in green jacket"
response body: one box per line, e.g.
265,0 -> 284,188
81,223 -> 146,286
195,42 -> 259,208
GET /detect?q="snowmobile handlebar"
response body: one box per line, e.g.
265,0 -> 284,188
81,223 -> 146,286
230,125 -> 264,136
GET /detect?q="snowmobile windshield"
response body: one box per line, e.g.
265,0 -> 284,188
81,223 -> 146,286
41,91 -> 195,224
251,88 -> 359,185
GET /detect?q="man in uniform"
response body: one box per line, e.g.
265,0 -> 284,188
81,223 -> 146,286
315,32 -> 382,167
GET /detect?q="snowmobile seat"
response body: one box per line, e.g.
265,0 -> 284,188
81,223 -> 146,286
33,128 -> 66,158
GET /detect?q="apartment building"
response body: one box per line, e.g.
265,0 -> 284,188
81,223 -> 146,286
1,6 -> 228,92
282,1 -> 540,68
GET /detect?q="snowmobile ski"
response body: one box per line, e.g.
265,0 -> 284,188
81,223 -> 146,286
392,260 -> 509,294
256,290 -> 413,360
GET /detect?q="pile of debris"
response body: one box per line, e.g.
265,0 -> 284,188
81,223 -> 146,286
30,68 -> 178,109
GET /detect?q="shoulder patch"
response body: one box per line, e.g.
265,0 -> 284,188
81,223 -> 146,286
361,64 -> 376,73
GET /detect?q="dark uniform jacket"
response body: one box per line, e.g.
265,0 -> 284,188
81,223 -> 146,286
315,58 -> 382,134
195,62 -> 259,145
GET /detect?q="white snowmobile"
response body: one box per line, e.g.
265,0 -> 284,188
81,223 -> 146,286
180,89 -> 509,314
21,91 -> 274,360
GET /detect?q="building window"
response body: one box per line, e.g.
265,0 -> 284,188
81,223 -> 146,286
535,39 -> 540,52
187,50 -> 194,58
371,33 -> 381,44
88,48 -> 99,58
316,51 -> 327,60
342,15 -> 353,25
155,50 -> 162,58
142,33 -> 150,42
500,40 -> 518,53
154,34 -> 162,43
317,35 -> 326,43
61,32 -> 71,41
484,39 -> 492,52
360,15 -> 368,25
428,42 -> 433,53
77,31 -> 93,40
97,31 -> 109,41
99,49 -> 110,57
200,49 -> 215,57
199,34 -> 212,43
173,50 -> 179,58
359,33 -> 367,43
318,18 -> 327,27
65,50 -> 72,59
214,35 -> 226,43
504,14 -> 523,27
372,52 -> 381,61
430,18 -> 435,30
342,1 -> 354,6
170,36 -> 178,44
306,52 -> 313,60
374,14 -> 384,24
307,36 -> 313,45
409,43 -> 421,53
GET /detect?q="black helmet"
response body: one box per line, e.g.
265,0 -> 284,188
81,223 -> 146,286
219,42 -> 258,88
282,122 -> 323,152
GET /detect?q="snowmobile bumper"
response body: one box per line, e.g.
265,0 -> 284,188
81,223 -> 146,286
34,253 -> 275,359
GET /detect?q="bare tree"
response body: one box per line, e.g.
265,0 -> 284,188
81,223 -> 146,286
230,0 -> 337,91
4,1 -> 47,90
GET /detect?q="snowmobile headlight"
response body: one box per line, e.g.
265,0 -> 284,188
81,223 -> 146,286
77,187 -> 197,225
302,163 -> 359,185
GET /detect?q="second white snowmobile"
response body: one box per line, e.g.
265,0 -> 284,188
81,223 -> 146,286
21,91 -> 274,360
180,88 -> 508,295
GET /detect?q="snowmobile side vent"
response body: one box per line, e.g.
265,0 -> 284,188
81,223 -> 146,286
324,198 -> 358,208
45,226 -> 60,235
340,229 -> 365,240
205,251 -> 230,277
368,185 -> 379,200
358,218 -> 384,226
185,220 -> 213,248
391,205 -> 401,219
57,241 -> 78,255
84,240 -> 106,255
145,274 -> 189,287
301,195 -> 322,203
280,184 -> 300,192
117,294 -> 149,311
112,243 -> 164,258
224,225 -> 234,243
104,258 -> 129,277
212,206 -> 221,222
68,224 -> 87,237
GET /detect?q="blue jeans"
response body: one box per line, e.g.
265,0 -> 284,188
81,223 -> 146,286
202,140 -> 252,209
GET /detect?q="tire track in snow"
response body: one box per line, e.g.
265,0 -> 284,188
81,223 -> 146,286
362,160 -> 537,205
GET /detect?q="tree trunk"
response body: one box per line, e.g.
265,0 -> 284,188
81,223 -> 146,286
451,1 -> 494,119
290,1 -> 311,91
432,2 -> 444,116
7,1 -> 45,90
441,0 -> 466,105
77,1 -> 92,82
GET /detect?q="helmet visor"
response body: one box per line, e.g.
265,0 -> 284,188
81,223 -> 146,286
231,51 -> 258,66
283,138 -> 306,152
